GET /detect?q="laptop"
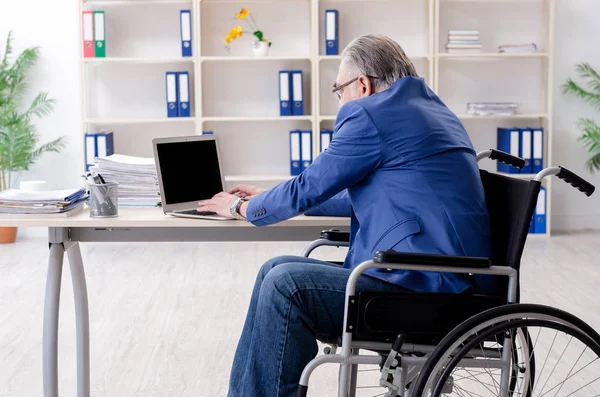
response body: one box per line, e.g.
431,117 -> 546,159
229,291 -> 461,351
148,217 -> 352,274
152,135 -> 233,220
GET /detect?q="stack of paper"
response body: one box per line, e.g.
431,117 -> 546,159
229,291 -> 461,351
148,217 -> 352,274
498,43 -> 538,54
446,30 -> 482,54
0,188 -> 88,216
467,102 -> 520,116
90,154 -> 161,207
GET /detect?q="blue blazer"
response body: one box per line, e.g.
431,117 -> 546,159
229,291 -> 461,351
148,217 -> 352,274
247,77 -> 494,294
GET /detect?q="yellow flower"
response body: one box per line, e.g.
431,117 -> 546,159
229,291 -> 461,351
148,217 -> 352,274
236,8 -> 249,20
233,26 -> 243,38
225,34 -> 232,44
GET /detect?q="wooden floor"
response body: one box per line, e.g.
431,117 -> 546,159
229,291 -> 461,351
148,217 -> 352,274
1,231 -> 599,397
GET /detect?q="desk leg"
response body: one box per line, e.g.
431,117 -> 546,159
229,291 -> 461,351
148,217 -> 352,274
66,242 -> 90,397
43,241 -> 65,397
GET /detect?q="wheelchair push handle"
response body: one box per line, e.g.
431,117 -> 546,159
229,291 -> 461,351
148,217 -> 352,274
557,166 -> 596,197
477,149 -> 525,169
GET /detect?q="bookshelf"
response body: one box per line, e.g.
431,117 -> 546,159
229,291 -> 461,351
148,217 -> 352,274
79,0 -> 554,234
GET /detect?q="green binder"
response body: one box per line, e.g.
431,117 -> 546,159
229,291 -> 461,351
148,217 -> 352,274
94,11 -> 105,58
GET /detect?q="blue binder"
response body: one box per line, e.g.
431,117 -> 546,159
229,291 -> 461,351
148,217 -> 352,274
534,186 -> 546,234
497,128 -> 520,174
202,131 -> 214,135
290,130 -> 302,175
180,10 -> 192,57
520,128 -> 533,174
528,215 -> 535,234
532,127 -> 544,173
301,130 -> 313,171
96,131 -> 114,158
165,72 -> 179,117
325,10 -> 339,55
279,71 -> 292,116
177,71 -> 190,117
291,70 -> 304,116
320,130 -> 333,153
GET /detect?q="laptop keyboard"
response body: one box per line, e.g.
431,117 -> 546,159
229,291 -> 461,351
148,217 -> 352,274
177,209 -> 217,216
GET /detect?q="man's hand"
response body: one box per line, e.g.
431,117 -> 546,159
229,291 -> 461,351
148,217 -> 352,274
228,184 -> 265,199
197,192 -> 238,218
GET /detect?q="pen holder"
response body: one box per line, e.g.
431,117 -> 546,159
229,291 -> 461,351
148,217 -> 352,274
88,182 -> 119,218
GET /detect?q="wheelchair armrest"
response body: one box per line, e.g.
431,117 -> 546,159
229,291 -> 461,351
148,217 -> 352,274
373,250 -> 491,269
320,229 -> 350,243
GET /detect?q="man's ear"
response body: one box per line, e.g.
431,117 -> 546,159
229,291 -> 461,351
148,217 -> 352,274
358,75 -> 373,97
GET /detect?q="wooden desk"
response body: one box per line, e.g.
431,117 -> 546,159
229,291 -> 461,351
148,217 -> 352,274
0,207 -> 350,397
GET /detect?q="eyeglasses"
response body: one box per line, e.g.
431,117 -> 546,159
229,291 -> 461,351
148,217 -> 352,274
332,75 -> 379,99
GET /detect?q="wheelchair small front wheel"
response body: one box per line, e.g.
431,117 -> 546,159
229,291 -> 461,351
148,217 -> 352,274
412,303 -> 600,396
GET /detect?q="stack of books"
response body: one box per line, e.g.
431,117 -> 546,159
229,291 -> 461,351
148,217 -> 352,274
467,102 -> 520,116
90,154 -> 161,207
446,30 -> 482,54
0,188 -> 88,217
498,43 -> 538,54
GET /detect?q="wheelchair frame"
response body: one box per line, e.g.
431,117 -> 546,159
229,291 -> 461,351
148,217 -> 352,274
296,149 -> 596,397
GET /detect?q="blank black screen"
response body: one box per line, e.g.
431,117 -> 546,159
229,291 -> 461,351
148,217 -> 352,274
156,140 -> 223,205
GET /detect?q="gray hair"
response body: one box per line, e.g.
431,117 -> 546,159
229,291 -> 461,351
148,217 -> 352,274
341,34 -> 418,92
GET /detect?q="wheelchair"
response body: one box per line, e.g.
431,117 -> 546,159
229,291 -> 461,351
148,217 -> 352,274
297,149 -> 599,397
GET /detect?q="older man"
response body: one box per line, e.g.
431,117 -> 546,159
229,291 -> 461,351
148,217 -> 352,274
198,34 -> 493,397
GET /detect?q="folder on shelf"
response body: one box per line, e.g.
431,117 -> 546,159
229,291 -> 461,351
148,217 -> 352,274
165,72 -> 179,117
180,10 -> 192,57
290,130 -> 302,176
177,71 -> 191,117
301,130 -> 313,171
520,128 -> 533,174
325,10 -> 339,56
279,71 -> 292,116
96,131 -> 114,158
82,11 -> 95,58
85,133 -> 97,171
320,130 -> 332,153
291,70 -> 304,116
93,11 -> 106,58
533,127 -> 544,173
497,127 -> 520,174
202,131 -> 214,135
534,186 -> 546,234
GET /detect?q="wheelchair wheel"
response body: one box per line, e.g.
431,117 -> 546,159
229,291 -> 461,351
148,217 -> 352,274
412,303 -> 600,396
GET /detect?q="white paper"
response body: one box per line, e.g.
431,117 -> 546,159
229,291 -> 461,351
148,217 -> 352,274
83,13 -> 93,41
510,130 -> 519,156
521,130 -> 532,159
536,189 -> 546,215
279,72 -> 290,101
181,11 -> 191,41
301,131 -> 311,161
293,72 -> 303,101
290,132 -> 300,161
94,12 -> 105,41
167,74 -> 176,102
0,189 -> 84,202
179,73 -> 189,102
326,11 -> 336,40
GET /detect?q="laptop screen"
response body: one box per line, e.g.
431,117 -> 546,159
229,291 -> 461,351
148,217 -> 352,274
156,139 -> 224,205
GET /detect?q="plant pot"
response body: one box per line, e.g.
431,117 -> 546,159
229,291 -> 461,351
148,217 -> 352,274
0,226 -> 17,243
253,41 -> 269,57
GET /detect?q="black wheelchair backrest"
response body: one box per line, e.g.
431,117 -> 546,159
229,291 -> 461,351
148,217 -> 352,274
479,170 -> 542,271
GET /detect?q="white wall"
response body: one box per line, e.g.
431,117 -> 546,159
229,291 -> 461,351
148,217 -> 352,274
1,0 -> 599,233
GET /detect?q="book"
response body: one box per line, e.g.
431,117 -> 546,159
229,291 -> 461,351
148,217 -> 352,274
448,30 -> 479,36
449,35 -> 480,41
446,43 -> 483,49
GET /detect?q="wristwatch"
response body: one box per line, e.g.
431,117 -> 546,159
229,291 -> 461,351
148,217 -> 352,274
229,197 -> 248,220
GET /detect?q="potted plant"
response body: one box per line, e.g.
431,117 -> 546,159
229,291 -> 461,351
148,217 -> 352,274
562,62 -> 600,173
0,31 -> 66,243
225,8 -> 272,57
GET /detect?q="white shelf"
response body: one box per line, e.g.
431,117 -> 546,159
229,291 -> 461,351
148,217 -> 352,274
83,57 -> 195,64
202,116 -> 313,122
458,113 -> 548,120
438,52 -> 549,59
201,56 -> 311,62
225,175 -> 293,183
319,115 -> 337,121
319,55 -> 430,61
84,117 -> 196,124
83,0 -> 192,4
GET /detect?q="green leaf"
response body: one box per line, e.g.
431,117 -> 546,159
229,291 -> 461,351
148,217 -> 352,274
1,30 -> 13,72
586,153 -> 600,173
253,31 -> 263,41
26,92 -> 56,119
576,63 -> 600,95
562,78 -> 600,112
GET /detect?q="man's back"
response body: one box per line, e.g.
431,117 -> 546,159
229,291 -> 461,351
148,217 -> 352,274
340,76 -> 493,293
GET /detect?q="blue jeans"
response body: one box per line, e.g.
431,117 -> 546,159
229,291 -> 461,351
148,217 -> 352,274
227,255 -> 408,397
